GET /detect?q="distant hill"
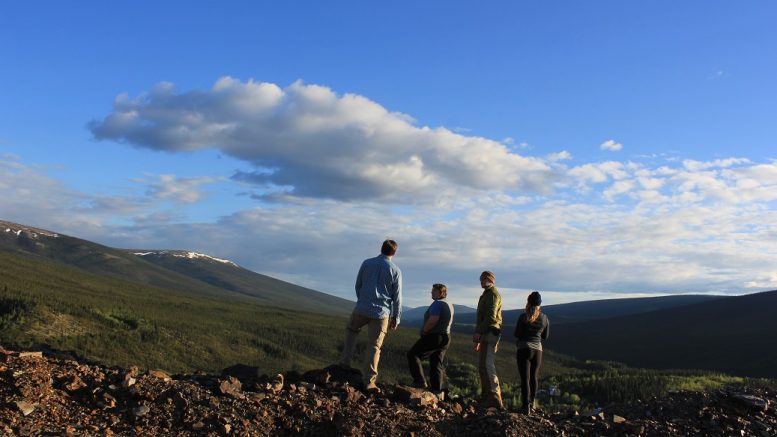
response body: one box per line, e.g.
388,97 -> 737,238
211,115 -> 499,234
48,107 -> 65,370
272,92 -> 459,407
0,219 -> 540,382
403,304 -> 476,324
550,290 -> 777,378
0,220 -> 351,316
125,250 -> 353,316
452,294 -> 727,331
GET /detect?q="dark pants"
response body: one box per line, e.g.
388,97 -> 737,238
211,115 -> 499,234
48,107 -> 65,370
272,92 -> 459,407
516,347 -> 543,407
407,333 -> 450,391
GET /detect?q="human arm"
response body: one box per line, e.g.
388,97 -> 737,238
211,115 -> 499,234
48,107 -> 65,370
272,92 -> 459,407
390,268 -> 402,326
422,315 -> 440,335
541,317 -> 549,340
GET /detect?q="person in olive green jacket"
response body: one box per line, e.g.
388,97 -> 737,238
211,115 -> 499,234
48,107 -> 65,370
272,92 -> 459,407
472,270 -> 503,408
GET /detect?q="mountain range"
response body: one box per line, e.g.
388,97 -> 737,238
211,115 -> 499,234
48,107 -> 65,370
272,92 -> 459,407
549,289 -> 777,378
1,220 -> 351,316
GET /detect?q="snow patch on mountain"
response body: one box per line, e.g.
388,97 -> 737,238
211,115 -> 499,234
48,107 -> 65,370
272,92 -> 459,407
133,250 -> 238,267
3,224 -> 59,238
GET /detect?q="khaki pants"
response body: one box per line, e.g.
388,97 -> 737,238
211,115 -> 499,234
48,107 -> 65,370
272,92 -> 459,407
339,311 -> 389,386
478,332 -> 501,396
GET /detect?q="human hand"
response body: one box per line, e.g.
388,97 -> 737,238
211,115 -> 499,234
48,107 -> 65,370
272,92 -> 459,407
389,317 -> 398,331
474,342 -> 481,352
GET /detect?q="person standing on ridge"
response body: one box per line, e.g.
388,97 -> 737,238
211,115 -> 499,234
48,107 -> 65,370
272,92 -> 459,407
514,291 -> 549,415
473,270 -> 503,408
406,283 -> 454,396
339,239 -> 403,392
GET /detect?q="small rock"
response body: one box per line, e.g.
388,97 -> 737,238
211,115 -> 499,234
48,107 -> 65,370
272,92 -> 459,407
612,415 -> 626,424
147,370 -> 172,382
122,373 -> 136,388
270,373 -> 284,393
730,393 -> 769,411
132,405 -> 150,417
15,401 -> 36,416
218,376 -> 242,397
18,352 -> 43,359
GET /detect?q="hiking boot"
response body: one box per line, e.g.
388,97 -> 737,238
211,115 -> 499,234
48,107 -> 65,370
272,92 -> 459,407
364,382 -> 381,394
480,392 -> 504,409
410,381 -> 428,389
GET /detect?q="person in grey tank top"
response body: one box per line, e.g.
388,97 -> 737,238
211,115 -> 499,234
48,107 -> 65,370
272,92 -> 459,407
514,291 -> 549,415
406,283 -> 454,394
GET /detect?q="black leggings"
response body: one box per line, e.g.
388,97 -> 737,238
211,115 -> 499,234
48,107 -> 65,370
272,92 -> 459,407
516,348 -> 543,406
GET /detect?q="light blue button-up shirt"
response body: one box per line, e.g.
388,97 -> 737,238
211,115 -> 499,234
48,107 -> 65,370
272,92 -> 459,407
354,254 -> 402,322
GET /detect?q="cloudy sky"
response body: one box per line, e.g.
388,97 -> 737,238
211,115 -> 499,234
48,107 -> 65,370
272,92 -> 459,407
2,1 -> 776,308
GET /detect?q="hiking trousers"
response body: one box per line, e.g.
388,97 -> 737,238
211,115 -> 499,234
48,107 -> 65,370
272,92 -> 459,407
339,311 -> 389,386
478,332 -> 501,396
407,333 -> 450,391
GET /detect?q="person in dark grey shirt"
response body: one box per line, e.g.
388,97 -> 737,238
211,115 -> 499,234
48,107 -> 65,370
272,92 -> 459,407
406,283 -> 454,393
514,291 -> 549,415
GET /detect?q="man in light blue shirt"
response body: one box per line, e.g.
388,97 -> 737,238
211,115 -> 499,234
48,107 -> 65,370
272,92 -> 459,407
339,239 -> 402,391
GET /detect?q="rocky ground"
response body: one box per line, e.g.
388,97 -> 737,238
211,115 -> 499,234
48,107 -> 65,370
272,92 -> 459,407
1,348 -> 775,436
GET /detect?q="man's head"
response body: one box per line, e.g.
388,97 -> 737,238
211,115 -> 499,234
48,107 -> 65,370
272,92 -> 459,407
431,283 -> 448,300
480,271 -> 495,288
381,239 -> 398,257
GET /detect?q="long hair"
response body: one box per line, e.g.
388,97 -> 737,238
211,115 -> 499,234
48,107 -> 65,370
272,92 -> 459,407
525,303 -> 541,323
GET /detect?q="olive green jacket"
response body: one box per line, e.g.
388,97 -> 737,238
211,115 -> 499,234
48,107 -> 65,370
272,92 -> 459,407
475,285 -> 503,334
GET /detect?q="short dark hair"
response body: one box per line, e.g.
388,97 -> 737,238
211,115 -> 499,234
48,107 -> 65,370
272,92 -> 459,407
381,239 -> 398,256
433,283 -> 448,299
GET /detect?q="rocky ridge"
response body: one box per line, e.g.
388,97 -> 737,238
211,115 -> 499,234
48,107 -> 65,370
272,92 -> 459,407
1,348 -> 775,436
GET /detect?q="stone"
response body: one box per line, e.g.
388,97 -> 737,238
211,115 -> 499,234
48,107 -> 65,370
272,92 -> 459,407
219,376 -> 242,397
392,385 -> 438,408
730,393 -> 769,411
133,405 -> 150,417
270,373 -> 284,393
15,401 -> 36,416
147,370 -> 172,382
612,415 -> 626,424
18,352 -> 43,359
64,375 -> 87,392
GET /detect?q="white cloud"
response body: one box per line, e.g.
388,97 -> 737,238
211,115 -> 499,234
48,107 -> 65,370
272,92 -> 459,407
600,139 -> 623,151
6,150 -> 777,308
90,77 -> 555,202
146,174 -> 215,203
546,150 -> 572,162
683,158 -> 750,171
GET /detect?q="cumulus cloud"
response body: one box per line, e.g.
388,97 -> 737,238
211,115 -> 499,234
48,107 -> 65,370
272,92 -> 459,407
90,77 -> 555,202
600,139 -> 623,151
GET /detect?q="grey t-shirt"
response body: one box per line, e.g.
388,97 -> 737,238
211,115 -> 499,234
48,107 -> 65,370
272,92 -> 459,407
421,298 -> 454,335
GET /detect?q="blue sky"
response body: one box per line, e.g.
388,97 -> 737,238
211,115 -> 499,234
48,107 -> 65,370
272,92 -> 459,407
2,1 -> 776,308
